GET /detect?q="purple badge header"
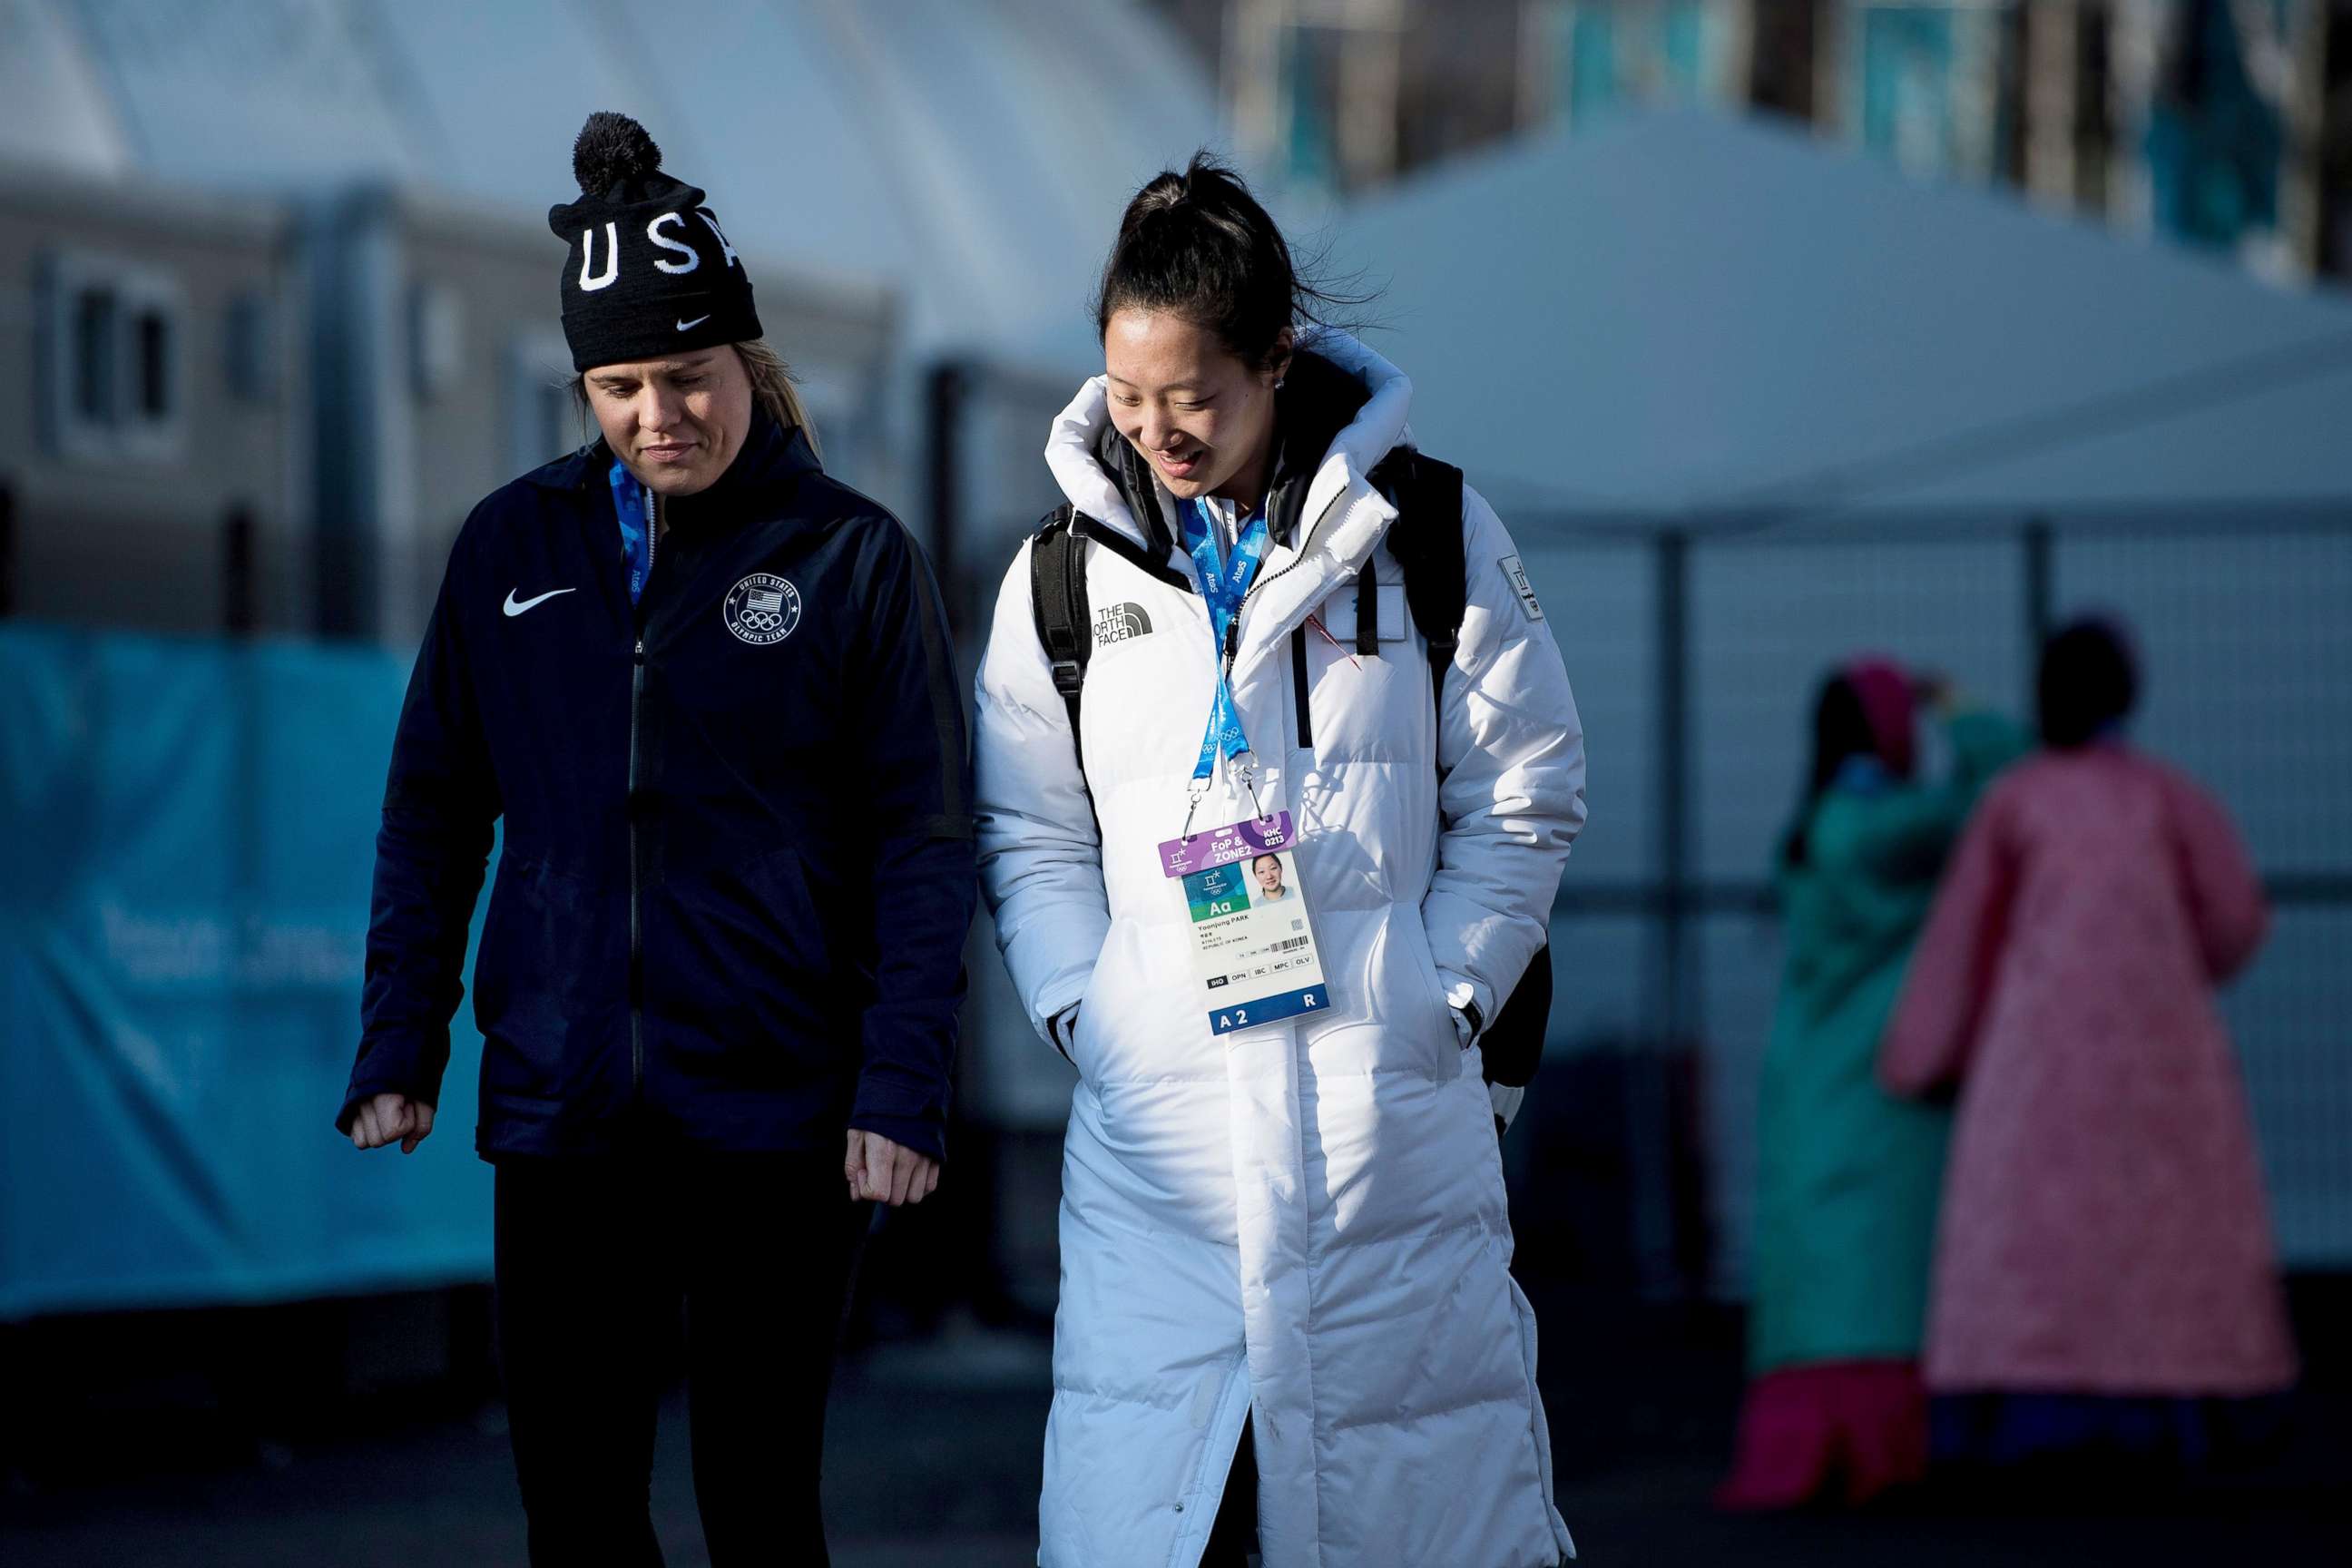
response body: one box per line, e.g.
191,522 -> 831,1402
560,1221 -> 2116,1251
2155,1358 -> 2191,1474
1158,812 -> 1296,877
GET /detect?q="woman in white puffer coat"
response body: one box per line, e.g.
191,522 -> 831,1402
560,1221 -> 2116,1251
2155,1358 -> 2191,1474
975,154 -> 1586,1568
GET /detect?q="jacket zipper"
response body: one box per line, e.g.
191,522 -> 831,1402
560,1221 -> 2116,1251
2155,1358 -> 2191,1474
629,634 -> 645,1093
1215,490 -> 1346,710
627,493 -> 662,1095
644,486 -> 660,582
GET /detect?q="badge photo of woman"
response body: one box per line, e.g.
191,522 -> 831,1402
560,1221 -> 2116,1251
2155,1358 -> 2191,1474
1250,852 -> 1289,901
974,152 -> 1586,1568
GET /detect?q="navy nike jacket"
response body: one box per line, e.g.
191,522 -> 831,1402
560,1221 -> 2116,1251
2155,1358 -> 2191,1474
337,415 -> 975,1162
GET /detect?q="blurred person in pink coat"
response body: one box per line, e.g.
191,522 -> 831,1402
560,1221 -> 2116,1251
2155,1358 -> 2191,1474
1880,617 -> 2297,1477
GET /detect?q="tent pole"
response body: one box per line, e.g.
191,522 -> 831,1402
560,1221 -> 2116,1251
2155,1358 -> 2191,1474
1654,528 -> 1691,1048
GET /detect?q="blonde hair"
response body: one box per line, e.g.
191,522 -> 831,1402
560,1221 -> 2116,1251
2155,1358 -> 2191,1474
572,338 -> 821,462
729,338 -> 822,462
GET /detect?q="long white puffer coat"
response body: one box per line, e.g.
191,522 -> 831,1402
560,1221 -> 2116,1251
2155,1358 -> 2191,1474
975,334 -> 1585,1568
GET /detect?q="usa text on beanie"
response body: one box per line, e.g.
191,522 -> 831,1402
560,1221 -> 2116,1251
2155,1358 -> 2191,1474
545,112 -> 762,373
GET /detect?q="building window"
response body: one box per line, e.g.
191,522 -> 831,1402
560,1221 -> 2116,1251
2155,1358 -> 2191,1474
136,307 -> 172,418
40,251 -> 187,463
72,286 -> 118,423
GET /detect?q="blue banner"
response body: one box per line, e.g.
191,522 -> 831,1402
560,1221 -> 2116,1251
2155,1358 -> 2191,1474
0,626 -> 492,1319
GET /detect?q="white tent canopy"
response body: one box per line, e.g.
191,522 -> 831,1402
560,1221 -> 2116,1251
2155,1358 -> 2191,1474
15,0 -> 1218,358
1328,110 -> 2352,526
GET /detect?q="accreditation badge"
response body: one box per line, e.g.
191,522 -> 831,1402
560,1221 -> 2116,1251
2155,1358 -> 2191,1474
1155,813 -> 1329,1036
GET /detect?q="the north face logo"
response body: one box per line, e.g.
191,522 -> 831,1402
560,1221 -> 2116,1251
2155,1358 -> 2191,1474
1093,603 -> 1153,644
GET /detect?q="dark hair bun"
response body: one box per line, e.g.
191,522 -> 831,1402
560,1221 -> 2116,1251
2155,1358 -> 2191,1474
573,112 -> 662,197
1095,151 -> 1360,368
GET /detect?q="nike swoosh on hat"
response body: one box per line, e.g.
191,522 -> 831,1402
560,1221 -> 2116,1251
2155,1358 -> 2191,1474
676,314 -> 711,331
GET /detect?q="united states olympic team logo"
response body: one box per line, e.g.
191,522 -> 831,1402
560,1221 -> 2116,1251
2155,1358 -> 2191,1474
722,573 -> 800,645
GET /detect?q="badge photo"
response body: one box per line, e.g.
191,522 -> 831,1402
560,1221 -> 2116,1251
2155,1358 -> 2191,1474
723,573 -> 801,645
1158,815 -> 1329,1035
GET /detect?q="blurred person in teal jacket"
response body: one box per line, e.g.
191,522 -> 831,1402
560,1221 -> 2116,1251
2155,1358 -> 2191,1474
1719,660 -> 2024,1509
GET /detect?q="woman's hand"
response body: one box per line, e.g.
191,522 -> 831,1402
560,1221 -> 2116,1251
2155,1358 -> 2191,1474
844,1130 -> 940,1207
350,1092 -> 436,1153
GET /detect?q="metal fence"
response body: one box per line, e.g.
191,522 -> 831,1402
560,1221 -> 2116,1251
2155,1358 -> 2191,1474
1512,508 -> 2352,1291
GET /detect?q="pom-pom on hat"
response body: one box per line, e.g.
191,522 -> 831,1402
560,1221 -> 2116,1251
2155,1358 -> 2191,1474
546,112 -> 761,373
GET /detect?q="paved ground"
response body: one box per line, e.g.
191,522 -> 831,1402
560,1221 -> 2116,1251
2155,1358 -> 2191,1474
5,1287 -> 2345,1566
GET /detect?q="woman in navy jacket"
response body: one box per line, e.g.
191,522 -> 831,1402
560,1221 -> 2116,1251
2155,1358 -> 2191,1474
336,113 -> 974,1566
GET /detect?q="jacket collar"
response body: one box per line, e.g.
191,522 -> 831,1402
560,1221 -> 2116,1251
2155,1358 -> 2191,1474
1263,350 -> 1370,547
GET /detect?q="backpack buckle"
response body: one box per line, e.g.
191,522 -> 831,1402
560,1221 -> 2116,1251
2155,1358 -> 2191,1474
1049,658 -> 1085,698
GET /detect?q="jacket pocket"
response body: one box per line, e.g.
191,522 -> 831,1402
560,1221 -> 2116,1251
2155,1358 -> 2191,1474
473,854 -> 603,1094
1064,930 -> 1118,1083
725,848 -> 845,1043
1395,914 -> 1465,1082
650,847 -> 848,1072
735,847 -> 830,978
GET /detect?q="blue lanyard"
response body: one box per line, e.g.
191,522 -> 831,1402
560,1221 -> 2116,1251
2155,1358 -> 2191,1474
608,460 -> 655,605
1180,497 -> 1271,786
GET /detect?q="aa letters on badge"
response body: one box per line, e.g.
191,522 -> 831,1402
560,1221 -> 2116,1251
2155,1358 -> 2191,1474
1156,812 -> 1330,1035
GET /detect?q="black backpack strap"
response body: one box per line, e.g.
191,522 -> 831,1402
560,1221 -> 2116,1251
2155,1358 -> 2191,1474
1374,450 -> 1467,735
1376,449 -> 1549,1094
1028,505 -> 1092,779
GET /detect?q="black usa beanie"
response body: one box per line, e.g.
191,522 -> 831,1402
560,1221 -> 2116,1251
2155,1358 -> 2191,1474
546,112 -> 761,372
